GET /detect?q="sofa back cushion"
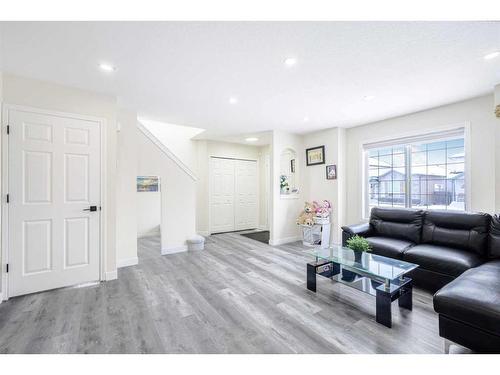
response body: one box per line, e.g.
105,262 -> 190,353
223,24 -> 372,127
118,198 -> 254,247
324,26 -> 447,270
489,214 -> 500,259
422,210 -> 491,256
369,207 -> 424,243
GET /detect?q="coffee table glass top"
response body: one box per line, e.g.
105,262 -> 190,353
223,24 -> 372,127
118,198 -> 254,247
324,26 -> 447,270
312,245 -> 418,282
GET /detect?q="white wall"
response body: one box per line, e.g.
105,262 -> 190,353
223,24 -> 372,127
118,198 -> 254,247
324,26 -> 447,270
345,94 -> 498,224
139,119 -> 203,172
495,85 -> 500,212
270,130 -> 304,245
1,74 -> 119,278
116,109 -> 138,267
137,128 -> 196,253
303,127 -> 346,244
136,188 -> 161,237
258,145 -> 271,230
195,140 -> 262,235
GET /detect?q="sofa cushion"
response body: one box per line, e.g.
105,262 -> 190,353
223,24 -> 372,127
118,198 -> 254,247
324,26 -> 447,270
403,244 -> 484,277
365,236 -> 414,259
489,214 -> 500,259
369,207 -> 424,244
422,210 -> 491,256
434,260 -> 500,336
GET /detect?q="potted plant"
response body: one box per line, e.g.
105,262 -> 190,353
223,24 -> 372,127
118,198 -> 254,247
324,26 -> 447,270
342,235 -> 372,282
346,235 -> 372,255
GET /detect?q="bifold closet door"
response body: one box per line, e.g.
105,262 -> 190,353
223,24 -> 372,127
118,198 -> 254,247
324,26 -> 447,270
234,160 -> 258,230
210,157 -> 236,233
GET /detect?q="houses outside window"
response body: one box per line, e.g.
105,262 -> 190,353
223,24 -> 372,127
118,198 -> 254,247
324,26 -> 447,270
365,130 -> 466,215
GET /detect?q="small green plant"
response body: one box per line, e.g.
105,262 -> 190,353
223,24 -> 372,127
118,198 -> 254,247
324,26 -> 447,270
346,235 -> 371,252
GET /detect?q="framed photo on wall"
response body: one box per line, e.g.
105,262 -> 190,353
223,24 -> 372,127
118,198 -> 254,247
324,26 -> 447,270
137,176 -> 160,192
326,165 -> 337,180
306,145 -> 325,166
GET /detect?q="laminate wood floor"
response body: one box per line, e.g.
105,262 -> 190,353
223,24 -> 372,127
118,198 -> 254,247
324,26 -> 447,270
0,233 -> 453,353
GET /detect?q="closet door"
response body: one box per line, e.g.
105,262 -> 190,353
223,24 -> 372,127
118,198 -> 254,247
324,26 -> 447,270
234,160 -> 258,230
210,157 -> 235,233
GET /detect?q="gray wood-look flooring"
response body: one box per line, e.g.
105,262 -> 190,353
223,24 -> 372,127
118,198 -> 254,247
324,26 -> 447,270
0,233 -> 453,353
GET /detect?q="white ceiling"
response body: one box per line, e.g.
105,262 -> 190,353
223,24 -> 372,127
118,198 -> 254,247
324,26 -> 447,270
1,21 -> 499,138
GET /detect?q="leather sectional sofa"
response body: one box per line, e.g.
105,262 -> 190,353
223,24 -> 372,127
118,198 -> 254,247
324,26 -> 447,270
342,208 -> 500,353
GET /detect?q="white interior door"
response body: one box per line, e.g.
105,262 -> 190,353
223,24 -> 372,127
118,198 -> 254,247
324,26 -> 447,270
235,160 -> 258,230
210,157 -> 235,233
7,108 -> 101,297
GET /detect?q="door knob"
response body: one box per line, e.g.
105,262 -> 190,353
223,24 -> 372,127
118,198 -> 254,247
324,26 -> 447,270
83,206 -> 98,212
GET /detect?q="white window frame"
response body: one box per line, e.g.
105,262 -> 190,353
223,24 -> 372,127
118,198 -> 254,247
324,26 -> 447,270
361,123 -> 471,219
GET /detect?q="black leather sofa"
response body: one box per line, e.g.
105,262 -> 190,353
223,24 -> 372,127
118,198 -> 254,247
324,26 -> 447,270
342,207 -> 500,353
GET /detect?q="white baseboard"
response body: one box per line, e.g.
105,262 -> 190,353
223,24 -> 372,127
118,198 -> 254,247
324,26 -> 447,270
0,292 -> 3,304
269,235 -> 302,246
197,231 -> 210,237
117,257 -> 139,268
104,270 -> 118,281
257,225 -> 269,231
161,245 -> 188,255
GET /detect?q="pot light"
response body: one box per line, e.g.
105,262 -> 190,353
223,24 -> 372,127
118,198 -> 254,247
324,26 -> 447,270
284,57 -> 297,67
363,95 -> 375,101
245,137 -> 259,142
303,116 -> 310,122
99,63 -> 116,72
484,51 -> 500,60
229,97 -> 238,104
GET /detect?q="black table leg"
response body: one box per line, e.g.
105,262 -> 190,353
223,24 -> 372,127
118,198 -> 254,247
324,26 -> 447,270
307,263 -> 316,292
398,280 -> 413,310
376,288 -> 392,328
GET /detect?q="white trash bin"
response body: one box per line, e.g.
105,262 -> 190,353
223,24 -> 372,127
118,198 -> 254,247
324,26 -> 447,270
187,235 -> 205,251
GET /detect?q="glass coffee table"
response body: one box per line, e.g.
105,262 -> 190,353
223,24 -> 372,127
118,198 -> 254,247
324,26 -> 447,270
307,245 -> 419,328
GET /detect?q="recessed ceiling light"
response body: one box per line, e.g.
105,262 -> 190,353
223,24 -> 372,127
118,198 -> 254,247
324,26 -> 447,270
99,63 -> 116,72
229,97 -> 238,104
363,95 -> 375,101
245,137 -> 259,142
484,51 -> 500,60
284,57 -> 297,67
303,116 -> 310,122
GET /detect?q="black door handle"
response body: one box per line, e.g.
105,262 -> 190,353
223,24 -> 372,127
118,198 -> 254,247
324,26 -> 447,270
83,206 -> 97,212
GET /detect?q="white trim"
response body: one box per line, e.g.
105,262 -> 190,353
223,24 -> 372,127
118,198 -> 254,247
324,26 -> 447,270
104,270 -> 118,281
363,127 -> 465,149
0,292 -> 3,303
137,122 -> 198,181
197,230 -> 210,236
257,225 -> 269,231
360,122 -> 470,218
280,194 -> 299,200
116,257 -> 139,268
269,235 -> 302,246
161,245 -> 188,255
1,104 -> 108,299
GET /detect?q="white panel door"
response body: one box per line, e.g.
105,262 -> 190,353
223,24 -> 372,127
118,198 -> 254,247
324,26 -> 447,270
210,157 -> 235,233
7,108 -> 101,297
235,160 -> 258,231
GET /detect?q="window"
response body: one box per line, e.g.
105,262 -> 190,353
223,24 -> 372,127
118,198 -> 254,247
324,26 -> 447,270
366,131 -> 466,215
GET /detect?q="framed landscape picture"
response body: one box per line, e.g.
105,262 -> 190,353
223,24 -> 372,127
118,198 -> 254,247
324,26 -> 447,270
137,176 -> 160,192
326,164 -> 337,180
306,145 -> 325,166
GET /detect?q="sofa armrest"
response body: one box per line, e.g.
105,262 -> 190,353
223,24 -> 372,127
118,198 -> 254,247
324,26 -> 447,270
341,223 -> 371,246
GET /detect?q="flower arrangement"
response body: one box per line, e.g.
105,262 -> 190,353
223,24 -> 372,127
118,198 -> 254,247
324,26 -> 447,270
280,175 -> 289,193
314,200 -> 332,218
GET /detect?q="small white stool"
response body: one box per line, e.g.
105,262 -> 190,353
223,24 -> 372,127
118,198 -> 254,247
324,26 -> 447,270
187,235 -> 205,251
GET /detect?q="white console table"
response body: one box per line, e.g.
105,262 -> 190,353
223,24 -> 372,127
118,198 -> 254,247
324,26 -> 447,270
300,222 -> 331,248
